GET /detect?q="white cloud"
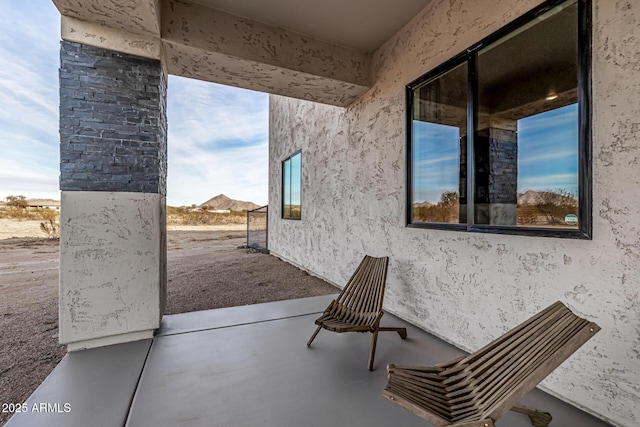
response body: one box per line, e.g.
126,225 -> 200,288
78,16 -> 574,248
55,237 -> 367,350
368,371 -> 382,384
0,0 -> 60,200
167,76 -> 269,206
0,3 -> 269,206
518,173 -> 578,193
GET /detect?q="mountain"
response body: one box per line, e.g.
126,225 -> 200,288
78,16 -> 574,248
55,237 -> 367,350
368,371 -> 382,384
517,190 -> 576,206
412,201 -> 433,209
198,194 -> 260,211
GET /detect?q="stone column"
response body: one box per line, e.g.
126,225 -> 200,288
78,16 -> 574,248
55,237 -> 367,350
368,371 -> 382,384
474,117 -> 518,225
59,41 -> 167,351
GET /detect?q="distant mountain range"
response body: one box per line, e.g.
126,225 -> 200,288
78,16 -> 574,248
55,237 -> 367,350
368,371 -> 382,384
198,194 -> 260,211
413,190 -> 576,207
517,190 -> 576,206
413,201 -> 433,209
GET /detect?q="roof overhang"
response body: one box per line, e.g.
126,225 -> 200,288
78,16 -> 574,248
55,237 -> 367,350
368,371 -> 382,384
52,0 -> 432,106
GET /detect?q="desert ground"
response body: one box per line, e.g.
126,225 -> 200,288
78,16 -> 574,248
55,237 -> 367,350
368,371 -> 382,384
0,225 -> 338,426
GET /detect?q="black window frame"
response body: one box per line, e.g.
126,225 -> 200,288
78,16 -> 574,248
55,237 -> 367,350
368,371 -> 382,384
282,149 -> 302,220
406,0 -> 592,239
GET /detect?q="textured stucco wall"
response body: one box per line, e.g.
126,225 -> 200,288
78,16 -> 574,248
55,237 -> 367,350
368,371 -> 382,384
59,191 -> 165,350
61,16 -> 162,60
160,0 -> 370,107
269,1 -> 640,426
53,0 -> 161,36
54,0 -> 372,107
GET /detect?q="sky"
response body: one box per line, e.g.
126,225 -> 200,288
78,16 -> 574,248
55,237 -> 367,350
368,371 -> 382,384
0,0 -> 269,207
412,104 -> 579,203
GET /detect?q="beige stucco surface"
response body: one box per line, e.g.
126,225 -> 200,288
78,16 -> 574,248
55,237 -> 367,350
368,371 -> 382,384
53,0 -> 161,37
53,0 -> 372,107
61,16 -> 162,60
268,1 -> 640,426
59,191 -> 166,349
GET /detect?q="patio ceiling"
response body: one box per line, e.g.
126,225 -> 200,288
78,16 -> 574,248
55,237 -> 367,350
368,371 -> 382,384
51,0 -> 433,107
189,0 -> 433,53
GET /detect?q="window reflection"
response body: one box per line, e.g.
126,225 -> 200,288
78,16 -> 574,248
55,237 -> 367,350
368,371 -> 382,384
476,0 -> 579,228
411,61 -> 467,224
516,105 -> 579,227
282,151 -> 301,219
407,0 -> 588,236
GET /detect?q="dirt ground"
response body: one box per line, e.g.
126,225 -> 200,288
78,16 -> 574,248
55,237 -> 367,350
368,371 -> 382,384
0,229 -> 338,425
0,219 -> 48,240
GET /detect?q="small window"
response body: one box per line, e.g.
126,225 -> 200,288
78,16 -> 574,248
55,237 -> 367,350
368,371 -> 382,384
282,150 -> 302,219
407,0 -> 591,238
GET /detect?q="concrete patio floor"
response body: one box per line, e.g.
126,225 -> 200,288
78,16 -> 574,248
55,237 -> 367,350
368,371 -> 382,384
7,295 -> 612,426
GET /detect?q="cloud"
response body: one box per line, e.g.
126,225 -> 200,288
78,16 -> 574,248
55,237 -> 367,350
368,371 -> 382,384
0,0 -> 60,200
518,149 -> 577,165
167,76 -> 269,206
518,173 -> 578,194
0,2 -> 269,206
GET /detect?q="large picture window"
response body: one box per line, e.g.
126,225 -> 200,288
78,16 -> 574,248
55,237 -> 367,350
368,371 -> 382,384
282,150 -> 302,219
407,0 -> 591,238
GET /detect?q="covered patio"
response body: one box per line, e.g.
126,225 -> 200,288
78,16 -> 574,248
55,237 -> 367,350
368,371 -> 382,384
26,0 -> 640,425
8,295 -> 610,426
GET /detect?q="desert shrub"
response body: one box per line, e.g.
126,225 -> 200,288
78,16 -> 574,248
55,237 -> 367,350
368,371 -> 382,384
0,207 -> 60,220
40,218 -> 60,239
517,189 -> 578,226
6,195 -> 28,209
413,191 -> 460,223
1,195 -> 61,220
166,209 -> 247,226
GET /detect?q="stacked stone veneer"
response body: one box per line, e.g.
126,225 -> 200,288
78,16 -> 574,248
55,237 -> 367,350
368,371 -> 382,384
60,41 -> 167,194
474,127 -> 518,225
59,41 -> 167,351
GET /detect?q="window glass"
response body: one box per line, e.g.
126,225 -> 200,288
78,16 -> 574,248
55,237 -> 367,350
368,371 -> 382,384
476,0 -> 579,228
282,151 -> 301,219
411,62 -> 467,224
283,156 -> 292,218
289,152 -> 301,219
407,0 -> 589,237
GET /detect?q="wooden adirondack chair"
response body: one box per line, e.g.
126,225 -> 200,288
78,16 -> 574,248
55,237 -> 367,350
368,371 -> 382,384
306,255 -> 407,370
382,301 -> 600,427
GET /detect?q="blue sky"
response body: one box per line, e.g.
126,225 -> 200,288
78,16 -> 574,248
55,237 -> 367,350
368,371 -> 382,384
0,0 -> 269,207
413,104 -> 579,203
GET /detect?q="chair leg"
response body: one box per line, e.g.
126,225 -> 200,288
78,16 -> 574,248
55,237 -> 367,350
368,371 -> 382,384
307,325 -> 322,347
378,326 -> 407,339
512,404 -> 552,427
368,328 -> 380,371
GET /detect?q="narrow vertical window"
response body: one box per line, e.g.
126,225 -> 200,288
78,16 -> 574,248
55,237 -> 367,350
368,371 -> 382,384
410,61 -> 468,226
282,150 -> 302,219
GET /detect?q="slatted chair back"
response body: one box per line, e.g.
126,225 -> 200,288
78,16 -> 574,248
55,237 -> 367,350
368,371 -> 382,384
307,255 -> 406,370
383,301 -> 600,426
334,255 -> 389,326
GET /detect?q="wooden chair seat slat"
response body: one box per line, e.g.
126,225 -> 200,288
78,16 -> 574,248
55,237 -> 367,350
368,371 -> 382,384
466,319 -> 590,420
307,255 -> 407,370
442,304 -> 568,381
383,301 -> 600,426
386,379 -> 454,418
445,312 -> 582,399
447,316 -> 586,417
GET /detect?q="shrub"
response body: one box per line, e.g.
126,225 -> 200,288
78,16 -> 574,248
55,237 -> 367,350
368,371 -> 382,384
40,218 -> 60,239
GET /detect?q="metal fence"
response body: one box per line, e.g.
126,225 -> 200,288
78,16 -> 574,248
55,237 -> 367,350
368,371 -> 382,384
247,205 -> 268,253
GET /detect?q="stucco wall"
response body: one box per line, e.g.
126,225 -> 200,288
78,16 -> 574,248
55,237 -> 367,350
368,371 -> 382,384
60,191 -> 166,350
269,1 -> 640,426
